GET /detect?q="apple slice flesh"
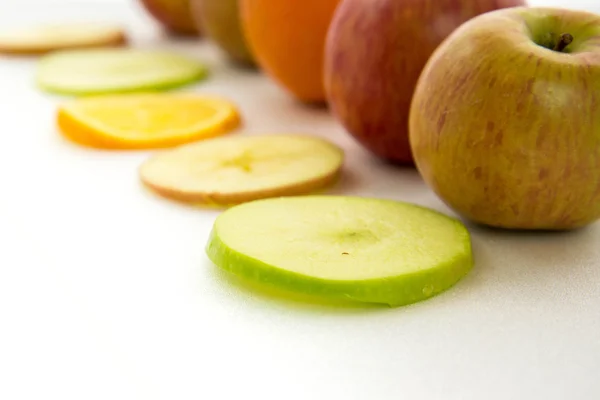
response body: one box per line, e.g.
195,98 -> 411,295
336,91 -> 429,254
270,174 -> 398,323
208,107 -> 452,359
206,196 -> 473,307
0,23 -> 126,55
36,49 -> 207,95
139,134 -> 344,205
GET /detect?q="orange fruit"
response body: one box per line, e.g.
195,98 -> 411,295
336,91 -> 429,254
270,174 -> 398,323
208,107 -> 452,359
240,0 -> 342,103
57,94 -> 241,150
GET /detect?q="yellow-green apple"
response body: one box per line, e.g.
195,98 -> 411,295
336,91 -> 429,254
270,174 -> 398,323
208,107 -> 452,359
410,6 -> 600,230
138,0 -> 199,36
190,0 -> 255,66
324,0 -> 526,165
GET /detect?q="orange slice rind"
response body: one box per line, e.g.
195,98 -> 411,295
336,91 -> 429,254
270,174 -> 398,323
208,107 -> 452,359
57,93 -> 241,149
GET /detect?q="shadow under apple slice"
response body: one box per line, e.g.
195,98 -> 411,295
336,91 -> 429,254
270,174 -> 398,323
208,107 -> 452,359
209,265 -> 388,313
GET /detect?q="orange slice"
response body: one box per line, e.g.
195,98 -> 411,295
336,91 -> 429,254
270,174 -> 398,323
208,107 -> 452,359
57,94 -> 241,149
0,23 -> 126,55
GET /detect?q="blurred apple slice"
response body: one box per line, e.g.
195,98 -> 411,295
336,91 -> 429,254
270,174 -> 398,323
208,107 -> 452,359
0,23 -> 127,55
36,48 -> 207,95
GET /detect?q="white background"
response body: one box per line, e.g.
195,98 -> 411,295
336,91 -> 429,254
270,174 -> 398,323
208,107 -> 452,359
0,1 -> 599,399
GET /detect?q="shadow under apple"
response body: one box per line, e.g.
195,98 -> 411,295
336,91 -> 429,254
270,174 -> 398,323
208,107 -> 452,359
458,219 -> 600,301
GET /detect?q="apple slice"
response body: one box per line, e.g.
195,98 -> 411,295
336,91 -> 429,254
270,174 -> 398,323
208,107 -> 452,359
36,48 -> 208,95
139,134 -> 344,205
0,23 -> 127,55
206,196 -> 473,307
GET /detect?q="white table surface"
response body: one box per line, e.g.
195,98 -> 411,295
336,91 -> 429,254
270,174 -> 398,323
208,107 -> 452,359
1,1 -> 599,399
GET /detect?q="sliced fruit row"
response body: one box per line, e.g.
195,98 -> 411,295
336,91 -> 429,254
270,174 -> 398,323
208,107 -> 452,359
53,91 -> 474,308
29,20 -> 474,309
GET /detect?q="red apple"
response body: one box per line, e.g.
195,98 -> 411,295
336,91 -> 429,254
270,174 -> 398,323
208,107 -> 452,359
324,0 -> 526,165
138,0 -> 199,36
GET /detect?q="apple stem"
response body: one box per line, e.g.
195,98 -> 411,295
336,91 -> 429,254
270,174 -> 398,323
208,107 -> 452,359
553,33 -> 573,52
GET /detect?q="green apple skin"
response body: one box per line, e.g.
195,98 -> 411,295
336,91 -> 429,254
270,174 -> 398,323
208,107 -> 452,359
324,0 -> 526,165
191,0 -> 255,67
409,7 -> 600,230
139,0 -> 199,36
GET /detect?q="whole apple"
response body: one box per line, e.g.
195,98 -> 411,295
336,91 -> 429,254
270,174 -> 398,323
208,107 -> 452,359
138,0 -> 199,36
409,6 -> 600,230
324,0 -> 526,165
190,0 -> 255,66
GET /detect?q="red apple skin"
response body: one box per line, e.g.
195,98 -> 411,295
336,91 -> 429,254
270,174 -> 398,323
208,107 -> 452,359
409,7 -> 600,230
324,0 -> 526,165
139,0 -> 199,36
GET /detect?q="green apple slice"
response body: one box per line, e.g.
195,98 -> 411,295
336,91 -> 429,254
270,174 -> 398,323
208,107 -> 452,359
206,196 -> 473,307
36,48 -> 208,95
